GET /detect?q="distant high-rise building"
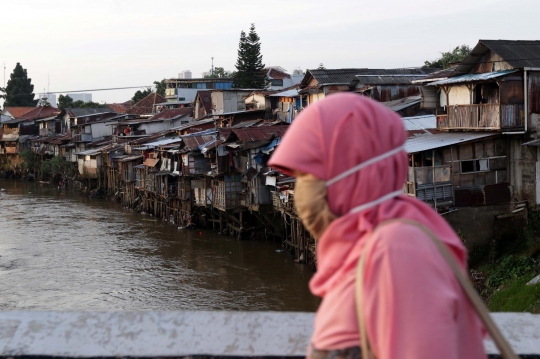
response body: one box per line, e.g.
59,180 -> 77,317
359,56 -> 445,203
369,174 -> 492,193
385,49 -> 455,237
178,70 -> 192,79
68,93 -> 92,103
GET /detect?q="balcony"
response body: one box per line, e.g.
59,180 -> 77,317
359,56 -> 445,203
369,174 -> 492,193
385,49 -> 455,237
40,128 -> 54,137
404,165 -> 453,208
73,133 -> 93,142
437,104 -> 524,131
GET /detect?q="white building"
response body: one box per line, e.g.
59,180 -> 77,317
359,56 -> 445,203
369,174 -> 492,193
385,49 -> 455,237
178,71 -> 192,79
68,93 -> 93,103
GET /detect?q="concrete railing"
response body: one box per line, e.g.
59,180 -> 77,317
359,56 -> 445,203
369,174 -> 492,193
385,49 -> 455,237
0,311 -> 539,358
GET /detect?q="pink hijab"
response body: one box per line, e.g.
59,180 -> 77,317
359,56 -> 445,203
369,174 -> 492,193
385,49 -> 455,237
269,93 -> 470,350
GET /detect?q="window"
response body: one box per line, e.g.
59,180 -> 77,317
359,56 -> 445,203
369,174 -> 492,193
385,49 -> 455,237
270,79 -> 283,87
461,159 -> 489,173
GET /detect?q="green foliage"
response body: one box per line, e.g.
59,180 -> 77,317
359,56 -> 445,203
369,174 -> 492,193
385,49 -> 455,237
484,255 -> 536,290
132,87 -> 153,105
489,276 -> 540,313
40,156 -> 75,179
233,24 -> 266,89
19,149 -> 37,172
204,67 -> 228,79
2,63 -> 38,106
423,45 -> 472,69
57,94 -> 74,109
154,79 -> 166,97
58,95 -> 104,110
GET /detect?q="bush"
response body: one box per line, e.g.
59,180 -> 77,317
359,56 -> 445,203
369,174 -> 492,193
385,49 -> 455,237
20,149 -> 36,172
484,255 -> 536,290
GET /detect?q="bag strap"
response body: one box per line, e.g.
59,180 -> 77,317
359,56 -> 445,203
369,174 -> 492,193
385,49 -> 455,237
355,219 -> 519,359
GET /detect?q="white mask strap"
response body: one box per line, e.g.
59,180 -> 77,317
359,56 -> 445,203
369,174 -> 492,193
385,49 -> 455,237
349,190 -> 402,214
326,145 -> 405,187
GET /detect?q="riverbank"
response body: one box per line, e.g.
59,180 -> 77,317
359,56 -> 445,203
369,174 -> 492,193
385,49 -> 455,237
468,211 -> 540,313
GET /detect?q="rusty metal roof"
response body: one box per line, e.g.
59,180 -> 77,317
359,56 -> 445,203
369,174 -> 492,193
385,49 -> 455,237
233,126 -> 289,142
148,108 -> 191,121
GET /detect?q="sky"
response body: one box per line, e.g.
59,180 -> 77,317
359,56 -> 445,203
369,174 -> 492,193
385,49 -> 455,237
2,0 -> 539,105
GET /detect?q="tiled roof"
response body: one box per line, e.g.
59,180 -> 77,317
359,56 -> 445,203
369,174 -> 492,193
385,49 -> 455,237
127,93 -> 167,115
148,108 -> 192,121
18,105 -> 60,120
107,103 -> 130,114
267,67 -> 291,80
3,107 -> 35,118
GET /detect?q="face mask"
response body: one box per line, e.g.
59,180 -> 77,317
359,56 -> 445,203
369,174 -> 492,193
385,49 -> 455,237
294,175 -> 336,240
293,145 -> 405,239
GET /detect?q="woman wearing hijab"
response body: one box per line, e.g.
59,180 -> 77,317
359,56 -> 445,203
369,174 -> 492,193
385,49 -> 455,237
268,93 -> 486,359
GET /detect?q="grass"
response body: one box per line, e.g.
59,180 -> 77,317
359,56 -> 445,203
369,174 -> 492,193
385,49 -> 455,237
488,275 -> 540,312
467,211 -> 540,313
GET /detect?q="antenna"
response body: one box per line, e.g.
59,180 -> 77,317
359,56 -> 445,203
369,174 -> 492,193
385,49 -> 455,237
211,57 -> 214,76
3,62 -> 5,88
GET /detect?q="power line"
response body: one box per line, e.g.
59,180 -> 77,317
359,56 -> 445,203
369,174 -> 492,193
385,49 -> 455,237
44,85 -> 154,94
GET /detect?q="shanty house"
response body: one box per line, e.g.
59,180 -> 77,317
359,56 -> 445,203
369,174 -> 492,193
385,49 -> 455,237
420,39 -> 540,206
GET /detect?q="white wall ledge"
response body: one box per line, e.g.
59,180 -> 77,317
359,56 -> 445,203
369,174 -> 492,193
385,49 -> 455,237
0,311 -> 538,357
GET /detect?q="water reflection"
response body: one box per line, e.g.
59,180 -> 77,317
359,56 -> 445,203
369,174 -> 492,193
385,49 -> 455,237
0,180 -> 319,311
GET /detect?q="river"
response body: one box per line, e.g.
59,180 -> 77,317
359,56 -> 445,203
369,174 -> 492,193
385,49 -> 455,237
0,180 -> 319,312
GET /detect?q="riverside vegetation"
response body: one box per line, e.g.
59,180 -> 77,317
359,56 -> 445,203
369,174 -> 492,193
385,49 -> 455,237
468,212 -> 540,313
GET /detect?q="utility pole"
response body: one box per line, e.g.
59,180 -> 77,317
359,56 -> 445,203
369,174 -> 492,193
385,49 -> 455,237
3,62 -> 6,87
211,57 -> 214,76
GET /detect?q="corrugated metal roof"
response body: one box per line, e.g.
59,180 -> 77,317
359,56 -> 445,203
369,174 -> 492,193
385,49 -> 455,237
381,96 -> 421,112
305,68 -> 437,86
454,40 -> 540,76
405,132 -> 496,153
402,115 -> 437,131
430,70 -> 517,86
269,89 -> 300,97
355,74 -> 427,85
233,126 -> 289,142
134,137 -> 182,149
172,118 -> 215,131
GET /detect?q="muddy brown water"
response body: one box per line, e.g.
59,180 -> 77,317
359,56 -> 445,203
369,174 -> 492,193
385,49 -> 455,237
0,180 -> 319,311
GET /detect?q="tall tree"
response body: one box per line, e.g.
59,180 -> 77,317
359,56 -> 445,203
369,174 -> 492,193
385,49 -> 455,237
204,67 -> 228,78
57,94 -> 74,110
3,63 -> 38,107
58,95 -> 104,110
423,45 -> 472,69
154,79 -> 166,97
132,87 -> 153,104
233,24 -> 266,88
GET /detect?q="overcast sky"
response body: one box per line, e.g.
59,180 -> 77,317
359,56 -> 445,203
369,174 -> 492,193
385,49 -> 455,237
2,0 -> 539,105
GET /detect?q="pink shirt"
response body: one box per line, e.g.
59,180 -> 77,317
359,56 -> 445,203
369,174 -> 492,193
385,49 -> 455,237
312,222 -> 486,359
